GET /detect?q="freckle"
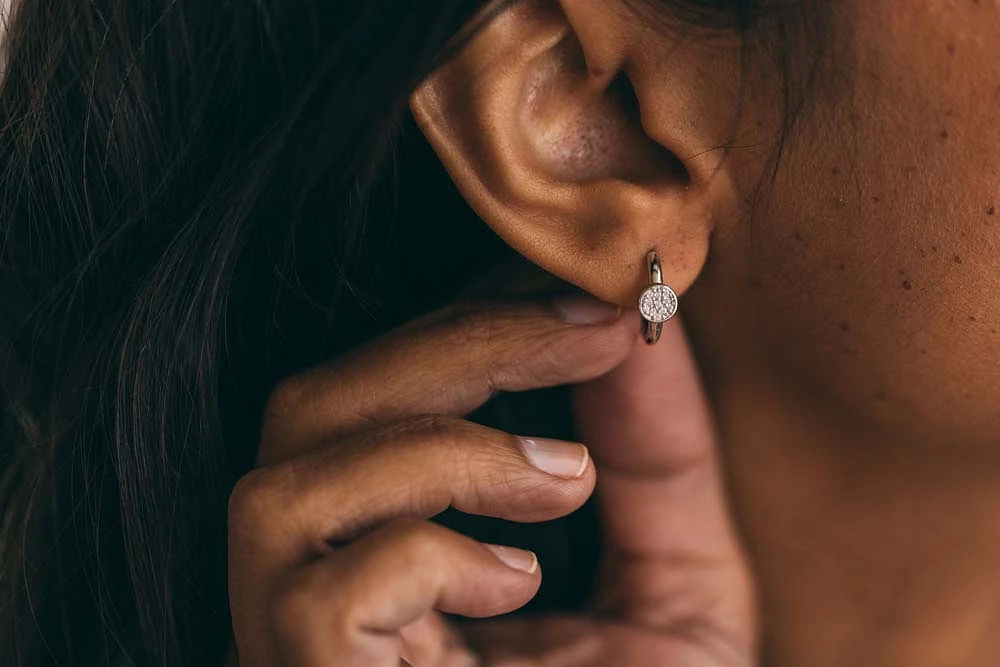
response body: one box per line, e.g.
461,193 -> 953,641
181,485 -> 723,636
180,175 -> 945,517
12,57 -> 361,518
876,390 -> 889,402
939,130 -> 949,140
991,328 -> 998,334
954,255 -> 963,264
919,348 -> 928,355
838,262 -> 847,271
871,195 -> 882,203
963,392 -> 973,400
902,280 -> 913,290
840,322 -> 851,332
946,43 -> 956,55
969,315 -> 977,321
831,166 -> 840,175
931,245 -> 938,252
897,269 -> 906,276
945,108 -> 954,117
794,232 -> 805,242
747,277 -> 763,291
988,206 -> 996,216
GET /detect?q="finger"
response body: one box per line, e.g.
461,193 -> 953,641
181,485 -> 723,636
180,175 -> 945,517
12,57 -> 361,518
462,616 -> 605,666
266,519 -> 539,667
574,318 -> 737,556
399,612 -> 478,667
229,416 -> 593,574
458,257 -> 565,299
462,616 -> 721,667
260,295 -> 639,464
572,318 -> 756,646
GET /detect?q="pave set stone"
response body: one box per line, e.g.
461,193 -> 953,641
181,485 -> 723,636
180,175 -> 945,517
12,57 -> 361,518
638,284 -> 678,323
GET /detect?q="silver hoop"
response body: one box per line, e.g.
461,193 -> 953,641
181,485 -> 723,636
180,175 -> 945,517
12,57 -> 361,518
638,251 -> 678,345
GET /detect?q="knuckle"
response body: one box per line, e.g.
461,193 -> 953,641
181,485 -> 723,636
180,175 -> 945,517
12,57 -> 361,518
262,374 -> 304,425
485,456 -> 530,492
396,413 -> 464,444
509,327 -> 577,382
382,416 -> 551,518
401,418 -> 537,510
400,414 -> 481,470
476,460 -> 541,511
447,299 -> 499,347
396,414 -> 517,480
227,468 -> 288,543
445,300 -> 558,390
392,519 -> 445,562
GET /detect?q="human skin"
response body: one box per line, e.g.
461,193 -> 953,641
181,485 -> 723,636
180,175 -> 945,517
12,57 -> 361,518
412,1 -> 1000,664
228,296 -> 756,666
685,2 -> 1000,664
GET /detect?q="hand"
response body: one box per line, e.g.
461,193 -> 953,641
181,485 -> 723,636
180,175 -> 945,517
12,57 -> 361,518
461,317 -> 758,666
226,295 -> 639,666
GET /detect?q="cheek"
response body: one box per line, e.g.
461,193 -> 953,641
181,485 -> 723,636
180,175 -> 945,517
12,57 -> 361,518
691,0 -> 1000,446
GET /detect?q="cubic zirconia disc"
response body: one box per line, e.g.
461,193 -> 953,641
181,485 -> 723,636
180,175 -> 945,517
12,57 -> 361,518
638,284 -> 678,323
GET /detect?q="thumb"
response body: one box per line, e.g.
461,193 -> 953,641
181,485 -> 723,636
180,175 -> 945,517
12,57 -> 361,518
572,317 -> 757,657
573,317 -> 736,557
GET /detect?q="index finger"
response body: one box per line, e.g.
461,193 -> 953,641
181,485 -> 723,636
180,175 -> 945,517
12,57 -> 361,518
260,295 -> 640,464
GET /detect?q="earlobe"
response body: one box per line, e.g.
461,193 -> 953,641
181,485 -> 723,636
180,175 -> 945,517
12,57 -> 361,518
411,0 -> 744,306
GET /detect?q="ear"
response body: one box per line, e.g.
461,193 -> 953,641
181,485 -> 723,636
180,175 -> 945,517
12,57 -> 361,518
411,0 -> 751,305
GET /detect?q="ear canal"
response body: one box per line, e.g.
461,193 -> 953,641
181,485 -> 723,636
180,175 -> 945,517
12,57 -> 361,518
521,32 -> 688,187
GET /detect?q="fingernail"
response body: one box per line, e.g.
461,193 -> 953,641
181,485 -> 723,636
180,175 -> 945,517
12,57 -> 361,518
483,544 -> 539,574
552,294 -> 622,325
518,437 -> 589,478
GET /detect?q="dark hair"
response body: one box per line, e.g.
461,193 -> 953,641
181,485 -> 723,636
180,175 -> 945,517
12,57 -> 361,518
0,1 -> 808,664
0,2 -> 489,664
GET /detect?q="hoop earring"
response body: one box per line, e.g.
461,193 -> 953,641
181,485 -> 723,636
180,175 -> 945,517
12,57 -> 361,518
638,250 -> 678,345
